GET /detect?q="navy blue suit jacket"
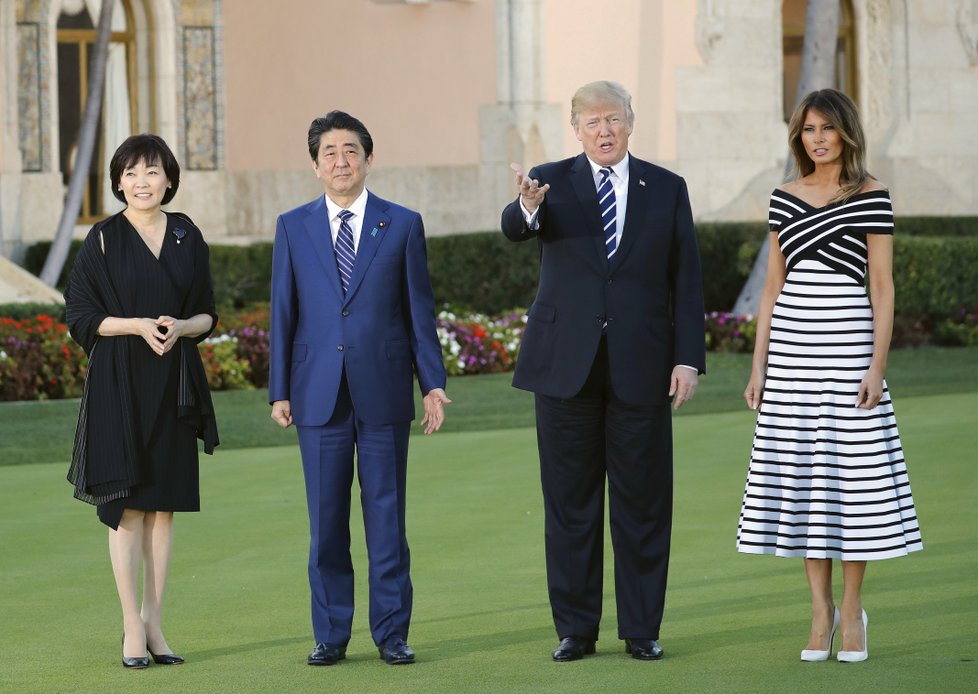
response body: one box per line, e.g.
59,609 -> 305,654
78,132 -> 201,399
501,153 -> 706,406
269,192 -> 446,426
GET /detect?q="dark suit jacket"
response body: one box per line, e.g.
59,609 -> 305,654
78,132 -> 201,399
501,153 -> 706,406
269,192 -> 446,426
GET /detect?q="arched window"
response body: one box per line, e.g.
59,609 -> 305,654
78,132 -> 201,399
57,0 -> 136,221
782,0 -> 856,121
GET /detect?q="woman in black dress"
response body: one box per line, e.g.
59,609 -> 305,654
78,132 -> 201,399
65,134 -> 218,668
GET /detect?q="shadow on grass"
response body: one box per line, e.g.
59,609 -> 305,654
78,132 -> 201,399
189,635 -> 310,663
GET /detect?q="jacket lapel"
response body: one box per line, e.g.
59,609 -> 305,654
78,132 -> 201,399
612,157 -> 648,270
302,196 -> 344,302
569,154 -> 610,273
342,192 -> 391,303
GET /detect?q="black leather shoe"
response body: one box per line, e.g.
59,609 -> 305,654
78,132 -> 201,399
378,636 -> 416,665
122,655 -> 150,669
624,638 -> 663,660
308,642 -> 347,666
148,647 -> 185,665
121,635 -> 150,669
552,636 -> 596,662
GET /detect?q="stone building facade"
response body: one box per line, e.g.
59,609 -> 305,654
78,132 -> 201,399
1,0 -> 976,263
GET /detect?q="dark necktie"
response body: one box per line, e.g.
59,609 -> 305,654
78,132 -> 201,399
598,167 -> 617,260
335,209 -> 356,293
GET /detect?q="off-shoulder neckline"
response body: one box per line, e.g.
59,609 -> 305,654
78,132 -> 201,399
772,188 -> 890,211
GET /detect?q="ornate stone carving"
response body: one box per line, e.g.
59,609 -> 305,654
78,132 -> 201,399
957,1 -> 978,65
695,0 -> 724,62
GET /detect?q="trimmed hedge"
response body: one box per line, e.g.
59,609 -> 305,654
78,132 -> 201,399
892,217 -> 976,237
20,217 -> 977,317
893,235 -> 978,320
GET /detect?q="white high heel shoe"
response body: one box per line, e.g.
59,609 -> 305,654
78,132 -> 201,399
837,610 -> 869,662
801,607 -> 840,662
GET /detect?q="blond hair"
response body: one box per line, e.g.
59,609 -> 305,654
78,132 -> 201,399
570,81 -> 634,126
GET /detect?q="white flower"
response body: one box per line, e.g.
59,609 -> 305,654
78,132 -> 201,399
203,334 -> 238,345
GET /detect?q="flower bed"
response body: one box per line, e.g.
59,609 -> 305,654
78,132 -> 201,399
436,308 -> 526,376
3,304 -> 969,402
0,314 -> 87,401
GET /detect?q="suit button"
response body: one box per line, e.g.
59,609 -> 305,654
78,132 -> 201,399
337,345 -> 344,351
341,310 -> 350,317
607,278 -> 613,284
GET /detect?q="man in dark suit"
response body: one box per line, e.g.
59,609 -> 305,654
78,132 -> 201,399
269,111 -> 450,666
501,81 -> 706,662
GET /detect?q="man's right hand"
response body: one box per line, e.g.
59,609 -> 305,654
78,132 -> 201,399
271,400 -> 293,428
511,162 -> 550,214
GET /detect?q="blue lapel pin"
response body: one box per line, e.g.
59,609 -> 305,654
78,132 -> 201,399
371,228 -> 378,237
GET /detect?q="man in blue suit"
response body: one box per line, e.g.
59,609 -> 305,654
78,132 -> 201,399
501,82 -> 706,662
269,111 -> 450,666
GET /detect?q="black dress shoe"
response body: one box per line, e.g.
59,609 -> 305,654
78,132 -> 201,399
122,655 -> 150,669
148,647 -> 185,665
552,636 -> 596,662
378,636 -> 416,665
308,642 -> 347,666
624,638 -> 663,660
121,634 -> 150,669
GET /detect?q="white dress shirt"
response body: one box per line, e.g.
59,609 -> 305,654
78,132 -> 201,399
324,188 -> 369,252
520,154 -> 630,244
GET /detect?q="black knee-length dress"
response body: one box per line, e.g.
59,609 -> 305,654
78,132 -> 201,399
65,211 -> 219,529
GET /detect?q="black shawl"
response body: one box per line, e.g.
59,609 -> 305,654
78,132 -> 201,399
64,211 -> 219,505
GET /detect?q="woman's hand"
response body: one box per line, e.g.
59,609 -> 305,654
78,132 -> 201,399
131,317 -> 169,356
744,370 -> 765,411
156,315 -> 188,354
856,368 -> 885,410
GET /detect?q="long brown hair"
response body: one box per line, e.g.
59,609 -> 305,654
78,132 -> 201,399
787,89 -> 871,204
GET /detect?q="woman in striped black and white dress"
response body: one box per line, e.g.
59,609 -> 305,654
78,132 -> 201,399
737,89 -> 922,663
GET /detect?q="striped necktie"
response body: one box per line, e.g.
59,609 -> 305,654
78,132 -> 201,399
598,167 -> 617,261
335,209 -> 356,293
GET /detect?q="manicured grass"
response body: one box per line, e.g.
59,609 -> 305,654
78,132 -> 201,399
4,346 -> 977,466
2,392 -> 976,692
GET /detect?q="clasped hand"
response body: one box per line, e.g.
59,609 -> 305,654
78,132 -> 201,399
134,315 -> 186,356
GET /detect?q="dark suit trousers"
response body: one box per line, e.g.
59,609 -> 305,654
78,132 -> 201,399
296,371 -> 413,647
534,337 -> 673,641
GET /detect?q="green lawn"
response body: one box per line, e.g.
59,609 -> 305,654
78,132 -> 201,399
2,392 -> 976,692
3,345 -> 976,465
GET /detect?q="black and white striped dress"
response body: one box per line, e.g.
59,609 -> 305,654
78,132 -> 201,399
736,189 -> 922,561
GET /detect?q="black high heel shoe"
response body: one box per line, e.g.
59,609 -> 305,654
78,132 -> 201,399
121,634 -> 150,669
148,646 -> 185,665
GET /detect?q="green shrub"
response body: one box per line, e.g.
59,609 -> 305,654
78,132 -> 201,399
22,241 -> 82,289
208,243 -> 274,308
895,217 -> 977,237
426,232 -> 540,313
695,222 -> 765,312
892,235 -> 978,322
21,217 -> 978,318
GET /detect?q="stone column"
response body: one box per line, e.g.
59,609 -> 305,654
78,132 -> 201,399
478,0 -> 561,227
0,0 -> 23,258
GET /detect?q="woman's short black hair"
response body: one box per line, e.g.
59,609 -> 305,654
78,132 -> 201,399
307,111 -> 374,161
109,134 -> 181,205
